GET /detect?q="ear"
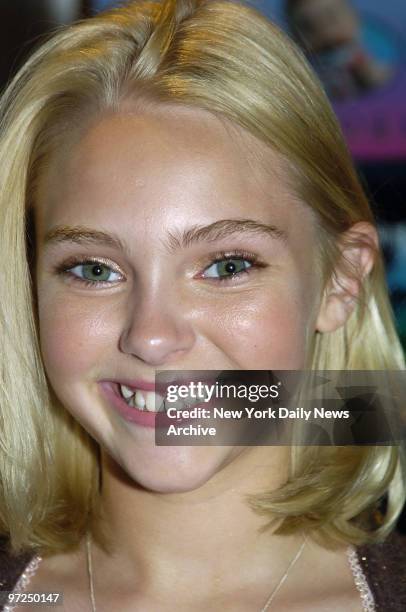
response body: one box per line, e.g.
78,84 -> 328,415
316,222 -> 379,333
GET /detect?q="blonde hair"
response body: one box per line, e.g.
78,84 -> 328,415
0,0 -> 404,556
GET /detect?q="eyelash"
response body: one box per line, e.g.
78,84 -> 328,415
54,256 -> 124,288
54,251 -> 266,288
200,250 -> 266,283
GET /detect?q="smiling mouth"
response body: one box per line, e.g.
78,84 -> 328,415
115,383 -> 211,413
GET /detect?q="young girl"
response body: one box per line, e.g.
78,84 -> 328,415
0,0 -> 405,610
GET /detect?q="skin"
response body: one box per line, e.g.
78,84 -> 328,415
31,105 -> 372,610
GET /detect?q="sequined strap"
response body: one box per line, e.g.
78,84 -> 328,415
2,556 -> 43,612
347,546 -> 376,612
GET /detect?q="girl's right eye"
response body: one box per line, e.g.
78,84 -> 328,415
55,258 -> 124,287
69,263 -> 122,283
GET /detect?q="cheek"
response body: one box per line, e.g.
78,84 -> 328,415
200,285 -> 316,369
37,291 -> 116,386
236,302 -> 309,368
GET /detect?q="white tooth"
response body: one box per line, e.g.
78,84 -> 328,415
121,384 -> 134,400
145,391 -> 156,412
141,391 -> 165,412
129,395 -> 138,409
157,393 -> 165,411
169,397 -> 185,410
184,394 -> 198,408
134,390 -> 146,410
156,393 -> 165,412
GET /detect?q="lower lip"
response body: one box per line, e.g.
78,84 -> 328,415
99,382 -> 203,429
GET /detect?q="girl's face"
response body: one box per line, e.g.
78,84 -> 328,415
35,105 -> 323,492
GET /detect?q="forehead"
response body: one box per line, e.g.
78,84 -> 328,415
35,104 -> 313,236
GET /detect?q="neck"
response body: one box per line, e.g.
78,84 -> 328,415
94,446 -> 304,597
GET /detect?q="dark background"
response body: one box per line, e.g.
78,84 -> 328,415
0,0 -> 404,532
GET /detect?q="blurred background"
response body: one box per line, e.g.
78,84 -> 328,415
1,0 -> 405,530
264,0 -> 406,351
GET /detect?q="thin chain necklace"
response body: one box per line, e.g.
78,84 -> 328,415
86,531 -> 306,612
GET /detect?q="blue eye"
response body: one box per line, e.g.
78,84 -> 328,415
203,258 -> 253,280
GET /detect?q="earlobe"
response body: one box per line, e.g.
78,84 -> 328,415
316,222 -> 378,333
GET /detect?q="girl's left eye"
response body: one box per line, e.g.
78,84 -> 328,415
202,258 -> 253,280
65,262 -> 123,285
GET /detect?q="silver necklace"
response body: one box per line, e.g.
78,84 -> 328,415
86,531 -> 306,612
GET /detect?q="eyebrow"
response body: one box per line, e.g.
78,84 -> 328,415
43,219 -> 287,253
165,219 -> 287,252
44,226 -> 128,252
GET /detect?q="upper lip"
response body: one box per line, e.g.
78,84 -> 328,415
104,374 -> 223,395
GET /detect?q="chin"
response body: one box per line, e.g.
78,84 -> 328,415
116,448 -> 229,494
133,474 -> 214,494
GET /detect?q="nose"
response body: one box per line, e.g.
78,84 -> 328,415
119,294 -> 196,366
